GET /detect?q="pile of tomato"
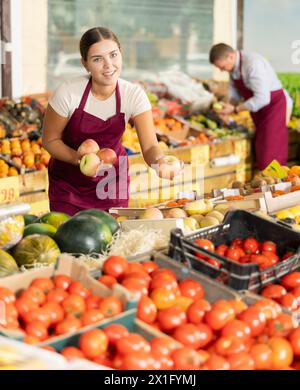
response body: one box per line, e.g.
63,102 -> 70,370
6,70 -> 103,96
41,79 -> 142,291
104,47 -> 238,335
261,271 -> 300,315
194,237 -> 295,270
96,255 -> 300,369
0,275 -> 124,343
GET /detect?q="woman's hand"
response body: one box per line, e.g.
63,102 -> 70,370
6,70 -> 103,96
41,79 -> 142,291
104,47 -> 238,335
156,155 -> 184,180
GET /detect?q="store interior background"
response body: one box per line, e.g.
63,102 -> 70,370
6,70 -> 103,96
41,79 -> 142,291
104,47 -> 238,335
0,0 -> 299,98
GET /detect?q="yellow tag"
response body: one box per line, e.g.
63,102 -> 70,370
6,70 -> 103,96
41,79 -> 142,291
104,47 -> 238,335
0,176 -> 19,204
262,160 -> 288,179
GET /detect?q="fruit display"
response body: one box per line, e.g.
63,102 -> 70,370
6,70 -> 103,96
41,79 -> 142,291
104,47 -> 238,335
0,215 -> 24,249
0,275 -> 124,342
279,73 -> 300,117
0,137 -> 51,173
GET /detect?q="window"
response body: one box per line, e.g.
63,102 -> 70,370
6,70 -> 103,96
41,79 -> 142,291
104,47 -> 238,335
47,0 -> 214,90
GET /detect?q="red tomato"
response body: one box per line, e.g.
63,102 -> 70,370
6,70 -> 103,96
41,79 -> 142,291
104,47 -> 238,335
228,300 -> 248,315
137,296 -> 157,324
239,255 -> 252,264
226,246 -> 241,262
116,333 -> 151,355
238,307 -> 266,337
54,317 -> 82,336
62,294 -> 86,316
227,352 -> 255,370
98,296 -> 123,318
261,284 -> 287,300
215,244 -> 228,257
206,258 -> 221,269
102,255 -> 129,279
261,240 -> 277,253
267,313 -> 297,337
142,261 -> 158,274
81,309 -> 105,326
15,297 -> 38,319
103,323 -> 129,346
68,281 -> 91,299
85,295 -> 101,310
221,319 -> 251,341
289,327 -> 300,357
122,271 -> 151,287
262,251 -> 279,263
202,354 -> 230,370
151,353 -> 174,370
21,286 -> 46,305
157,306 -> 187,333
214,336 -> 247,357
186,299 -> 211,324
172,323 -> 212,350
0,287 -> 16,304
281,272 -> 300,290
243,237 -> 259,254
178,279 -> 204,300
171,347 -> 202,370
150,337 -> 178,356
204,300 -> 235,331
280,293 -> 298,311
25,320 -> 49,341
30,278 -> 54,294
250,254 -> 269,266
232,238 -> 244,247
121,278 -> 148,300
119,351 -> 154,370
97,275 -> 117,288
23,307 -> 52,327
291,286 -> 300,305
61,346 -> 85,361
53,274 -> 72,290
149,274 -> 178,292
79,329 -> 108,359
249,343 -> 272,370
42,302 -> 64,326
194,239 -> 215,259
46,288 -> 68,304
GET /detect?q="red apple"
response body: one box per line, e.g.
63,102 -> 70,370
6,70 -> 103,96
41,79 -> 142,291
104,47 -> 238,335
80,153 -> 101,177
78,139 -> 100,157
97,148 -> 117,166
157,155 -> 183,179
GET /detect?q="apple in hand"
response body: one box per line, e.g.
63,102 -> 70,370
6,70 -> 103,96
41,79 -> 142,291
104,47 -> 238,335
97,148 -> 117,167
78,139 -> 100,157
157,155 -> 183,179
80,153 -> 101,177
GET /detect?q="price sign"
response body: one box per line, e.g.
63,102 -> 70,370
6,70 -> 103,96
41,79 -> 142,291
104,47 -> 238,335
0,177 -> 19,204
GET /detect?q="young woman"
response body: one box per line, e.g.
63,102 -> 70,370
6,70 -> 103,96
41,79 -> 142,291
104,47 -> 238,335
42,27 -> 182,215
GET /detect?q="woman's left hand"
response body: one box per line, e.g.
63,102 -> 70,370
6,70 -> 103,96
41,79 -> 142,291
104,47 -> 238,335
156,155 -> 184,180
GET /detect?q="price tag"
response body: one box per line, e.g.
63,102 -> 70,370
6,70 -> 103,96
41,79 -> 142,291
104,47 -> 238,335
262,160 -> 288,179
0,177 -> 19,204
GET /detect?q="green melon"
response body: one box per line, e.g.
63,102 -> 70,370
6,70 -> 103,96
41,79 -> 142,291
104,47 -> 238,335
13,234 -> 61,268
0,249 -> 19,277
54,214 -> 112,254
24,214 -> 38,226
23,223 -> 57,238
75,209 -> 119,235
39,212 -> 70,229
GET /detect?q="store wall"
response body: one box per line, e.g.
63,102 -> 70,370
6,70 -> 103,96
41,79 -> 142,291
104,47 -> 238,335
212,0 -> 237,81
20,0 -> 48,96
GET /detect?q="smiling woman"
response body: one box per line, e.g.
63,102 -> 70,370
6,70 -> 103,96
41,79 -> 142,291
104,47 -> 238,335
42,27 -> 183,215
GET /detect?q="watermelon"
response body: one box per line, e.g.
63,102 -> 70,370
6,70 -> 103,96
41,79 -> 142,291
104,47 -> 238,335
0,249 -> 18,277
54,215 -> 112,254
23,223 -> 57,238
75,209 -> 119,235
13,234 -> 61,268
24,214 -> 38,226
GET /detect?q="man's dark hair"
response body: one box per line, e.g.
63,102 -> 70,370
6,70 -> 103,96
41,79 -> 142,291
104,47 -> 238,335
209,43 -> 235,64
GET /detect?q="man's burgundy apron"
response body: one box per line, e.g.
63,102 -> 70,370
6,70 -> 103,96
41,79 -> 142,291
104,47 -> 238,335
232,52 -> 288,170
48,79 -> 129,215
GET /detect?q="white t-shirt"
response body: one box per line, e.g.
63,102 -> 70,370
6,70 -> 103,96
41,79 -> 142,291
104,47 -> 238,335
49,76 -> 151,123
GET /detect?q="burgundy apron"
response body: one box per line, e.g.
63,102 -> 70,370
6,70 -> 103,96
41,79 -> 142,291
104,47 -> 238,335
48,79 -> 129,215
232,52 -> 288,170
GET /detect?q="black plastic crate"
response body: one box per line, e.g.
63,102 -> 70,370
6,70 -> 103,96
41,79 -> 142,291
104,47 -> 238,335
168,210 -> 300,291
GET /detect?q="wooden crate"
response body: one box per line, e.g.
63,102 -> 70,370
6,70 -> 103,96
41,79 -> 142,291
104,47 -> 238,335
19,192 -> 49,215
19,170 -> 48,194
288,143 -> 299,161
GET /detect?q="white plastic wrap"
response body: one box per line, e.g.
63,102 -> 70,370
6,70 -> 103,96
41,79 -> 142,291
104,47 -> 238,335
158,71 -> 214,113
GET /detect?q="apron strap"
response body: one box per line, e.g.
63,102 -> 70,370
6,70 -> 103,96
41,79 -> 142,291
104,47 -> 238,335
115,81 -> 121,114
78,78 -> 92,110
239,51 -> 243,75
